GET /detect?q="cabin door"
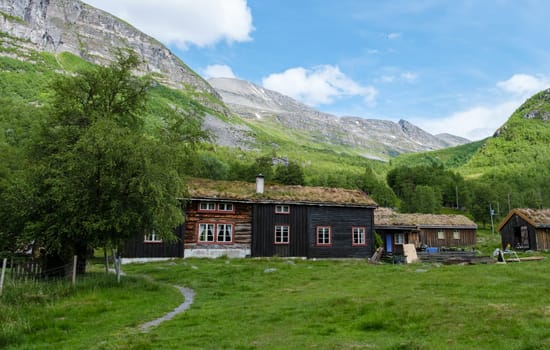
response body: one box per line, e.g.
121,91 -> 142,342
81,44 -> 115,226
386,235 -> 393,253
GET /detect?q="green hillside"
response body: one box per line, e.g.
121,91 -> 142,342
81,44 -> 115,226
390,139 -> 485,170
2,36 -> 549,225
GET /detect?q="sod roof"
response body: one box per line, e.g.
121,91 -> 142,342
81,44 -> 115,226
497,208 -> 550,230
375,207 -> 477,229
186,178 -> 377,207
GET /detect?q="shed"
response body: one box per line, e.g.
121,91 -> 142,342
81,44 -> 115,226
375,208 -> 477,251
497,208 -> 550,251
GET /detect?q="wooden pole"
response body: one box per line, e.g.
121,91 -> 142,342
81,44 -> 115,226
104,245 -> 109,273
1,258 -> 7,297
72,255 -> 77,286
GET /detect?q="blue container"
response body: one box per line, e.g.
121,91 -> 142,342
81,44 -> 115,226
426,247 -> 439,253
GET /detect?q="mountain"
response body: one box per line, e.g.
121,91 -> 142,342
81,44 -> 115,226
1,0 -> 469,163
209,77 -> 470,159
434,133 -> 471,147
464,88 -> 550,174
0,0 -> 226,113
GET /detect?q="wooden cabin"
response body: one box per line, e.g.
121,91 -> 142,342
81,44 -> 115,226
122,177 -> 377,259
122,225 -> 185,261
375,208 -> 477,252
498,208 -> 550,251
186,177 -> 378,259
374,208 -> 418,255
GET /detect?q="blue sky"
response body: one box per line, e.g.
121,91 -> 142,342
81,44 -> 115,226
84,0 -> 550,140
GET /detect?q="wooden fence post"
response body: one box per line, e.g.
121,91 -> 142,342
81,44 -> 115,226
0,258 -> 7,297
72,255 -> 77,286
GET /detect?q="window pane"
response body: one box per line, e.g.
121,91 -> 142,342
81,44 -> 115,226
395,233 -> 404,245
199,224 -> 215,242
217,224 -> 233,242
353,227 -> 365,245
317,227 -> 331,245
219,203 -> 234,211
275,205 -> 290,214
200,202 -> 216,211
275,226 -> 289,243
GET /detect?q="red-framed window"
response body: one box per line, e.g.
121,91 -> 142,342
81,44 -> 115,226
199,202 -> 216,211
198,202 -> 235,213
198,222 -> 234,243
275,205 -> 290,214
274,225 -> 290,244
316,226 -> 332,246
218,203 -> 234,212
352,227 -> 366,246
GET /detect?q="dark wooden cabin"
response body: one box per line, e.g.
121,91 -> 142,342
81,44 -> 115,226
186,178 -> 377,259
498,208 -> 550,251
122,225 -> 184,261
123,178 -> 377,260
375,208 -> 477,251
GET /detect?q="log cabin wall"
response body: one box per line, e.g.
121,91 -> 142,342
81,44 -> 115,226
419,228 -> 476,248
536,228 -> 550,250
183,200 -> 253,258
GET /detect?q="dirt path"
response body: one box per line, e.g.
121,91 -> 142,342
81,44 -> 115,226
139,285 -> 195,332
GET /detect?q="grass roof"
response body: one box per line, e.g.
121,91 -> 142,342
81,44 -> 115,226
186,178 -> 377,207
375,207 -> 477,228
498,208 -> 550,230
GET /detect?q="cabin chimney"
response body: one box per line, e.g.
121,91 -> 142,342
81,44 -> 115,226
255,174 -> 265,194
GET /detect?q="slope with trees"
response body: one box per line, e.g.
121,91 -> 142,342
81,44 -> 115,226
0,51 -> 207,271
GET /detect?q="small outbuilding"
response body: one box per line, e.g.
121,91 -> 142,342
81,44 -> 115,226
497,208 -> 550,251
375,208 -> 477,252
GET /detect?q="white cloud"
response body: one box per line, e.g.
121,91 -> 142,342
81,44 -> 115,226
496,74 -> 550,96
417,101 -> 519,141
415,74 -> 550,140
203,64 -> 236,79
380,75 -> 395,83
262,65 -> 378,106
386,32 -> 402,40
83,0 -> 253,48
401,72 -> 418,82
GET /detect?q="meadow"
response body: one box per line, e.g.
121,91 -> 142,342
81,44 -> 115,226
1,236 -> 549,350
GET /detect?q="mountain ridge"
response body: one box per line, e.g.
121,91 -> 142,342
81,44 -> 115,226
209,77 -> 470,158
1,0 -> 470,161
0,0 -> 226,112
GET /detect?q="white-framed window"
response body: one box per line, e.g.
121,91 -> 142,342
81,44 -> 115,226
275,225 -> 290,244
395,233 -> 405,245
218,203 -> 234,212
199,202 -> 216,211
316,226 -> 332,246
438,231 -> 445,240
198,223 -> 233,243
453,231 -> 460,240
352,227 -> 366,246
198,223 -> 215,242
144,230 -> 162,243
199,202 -> 235,213
275,205 -> 290,214
217,224 -> 233,242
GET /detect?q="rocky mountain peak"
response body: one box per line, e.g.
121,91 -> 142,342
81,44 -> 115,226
209,77 -> 470,159
0,0 -> 220,100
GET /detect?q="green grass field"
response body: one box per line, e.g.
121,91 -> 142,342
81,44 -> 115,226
2,244 -> 549,350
